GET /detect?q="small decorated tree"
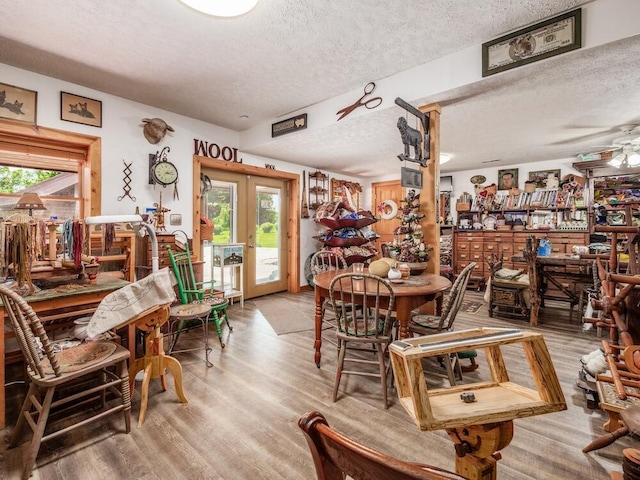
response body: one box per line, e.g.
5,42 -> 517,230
390,189 -> 432,263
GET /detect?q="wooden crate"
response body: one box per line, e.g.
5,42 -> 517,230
389,328 -> 566,431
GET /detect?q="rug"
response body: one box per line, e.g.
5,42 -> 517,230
460,300 -> 484,314
253,297 -> 316,335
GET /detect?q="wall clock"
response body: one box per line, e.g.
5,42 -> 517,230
152,160 -> 178,186
149,146 -> 179,199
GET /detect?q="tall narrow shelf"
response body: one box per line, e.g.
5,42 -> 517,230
308,170 -> 329,210
212,243 -> 244,307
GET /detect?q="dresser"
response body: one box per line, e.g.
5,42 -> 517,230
453,230 -> 589,283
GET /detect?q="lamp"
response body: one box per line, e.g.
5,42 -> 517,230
14,192 -> 47,216
178,0 -> 259,17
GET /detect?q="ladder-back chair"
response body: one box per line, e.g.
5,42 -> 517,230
166,244 -> 232,348
0,284 -> 131,480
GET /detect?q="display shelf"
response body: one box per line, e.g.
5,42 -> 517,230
313,203 -> 379,265
308,170 -> 329,210
212,243 -> 244,307
313,233 -> 371,248
316,211 -> 377,230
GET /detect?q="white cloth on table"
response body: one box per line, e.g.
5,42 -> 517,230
86,268 -> 176,338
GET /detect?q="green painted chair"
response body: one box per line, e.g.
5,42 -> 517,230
166,244 -> 232,348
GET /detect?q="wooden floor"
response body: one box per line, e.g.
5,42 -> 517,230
0,289 -> 633,479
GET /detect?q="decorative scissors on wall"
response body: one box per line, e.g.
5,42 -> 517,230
336,82 -> 383,121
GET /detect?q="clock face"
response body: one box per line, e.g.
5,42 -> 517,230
153,161 -> 178,186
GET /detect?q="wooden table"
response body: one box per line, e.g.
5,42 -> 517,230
313,269 -> 451,367
0,276 -> 130,429
512,253 -> 594,325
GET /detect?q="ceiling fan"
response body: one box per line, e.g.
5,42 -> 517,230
576,125 -> 640,164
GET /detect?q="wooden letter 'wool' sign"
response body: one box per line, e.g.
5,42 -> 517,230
193,139 -> 243,163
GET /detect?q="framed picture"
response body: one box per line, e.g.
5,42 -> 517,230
401,167 -> 423,190
482,9 -> 581,77
529,169 -> 561,189
169,214 -> 182,226
60,92 -> 102,127
498,168 -> 518,191
0,82 -> 37,124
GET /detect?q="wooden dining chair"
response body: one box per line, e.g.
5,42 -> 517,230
408,262 -> 477,386
329,272 -> 395,408
298,411 -> 465,480
0,284 -> 131,480
310,250 -> 348,344
166,244 -> 232,348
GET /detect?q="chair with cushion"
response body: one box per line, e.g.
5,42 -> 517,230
0,284 -> 131,480
330,272 -> 395,408
166,244 -> 232,348
298,411 -> 465,480
408,261 -> 477,386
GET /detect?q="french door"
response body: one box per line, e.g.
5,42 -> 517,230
201,169 -> 289,299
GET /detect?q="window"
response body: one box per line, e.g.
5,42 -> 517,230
0,121 -> 101,219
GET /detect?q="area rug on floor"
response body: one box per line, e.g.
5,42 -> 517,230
460,300 -> 484,314
253,297 -> 316,335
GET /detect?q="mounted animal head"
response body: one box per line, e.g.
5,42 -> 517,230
142,117 -> 175,144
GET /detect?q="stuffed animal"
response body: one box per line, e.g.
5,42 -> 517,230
544,173 -> 559,190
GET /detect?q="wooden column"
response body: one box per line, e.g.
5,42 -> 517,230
419,103 -> 441,275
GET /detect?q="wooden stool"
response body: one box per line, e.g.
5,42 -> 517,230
129,304 -> 188,428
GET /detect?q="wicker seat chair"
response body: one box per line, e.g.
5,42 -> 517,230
167,244 -> 232,348
0,284 -> 131,480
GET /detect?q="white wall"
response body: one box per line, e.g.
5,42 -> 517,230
0,63 -> 365,286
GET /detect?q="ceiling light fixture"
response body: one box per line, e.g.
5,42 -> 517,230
608,145 -> 640,168
178,0 -> 259,17
439,154 -> 451,165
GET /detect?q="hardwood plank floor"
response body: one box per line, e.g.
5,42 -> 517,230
0,290 -> 633,479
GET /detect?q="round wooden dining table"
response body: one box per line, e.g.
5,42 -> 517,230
312,268 -> 451,367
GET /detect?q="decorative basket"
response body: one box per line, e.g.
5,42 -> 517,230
456,203 -> 472,212
200,224 -> 214,240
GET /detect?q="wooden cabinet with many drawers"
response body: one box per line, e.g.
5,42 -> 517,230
454,229 -> 589,282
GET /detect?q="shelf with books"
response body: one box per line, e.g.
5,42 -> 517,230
473,190 -> 586,212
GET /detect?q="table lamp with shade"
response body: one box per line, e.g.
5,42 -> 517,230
14,192 -> 46,216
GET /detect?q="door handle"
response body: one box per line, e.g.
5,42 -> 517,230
248,243 -> 254,248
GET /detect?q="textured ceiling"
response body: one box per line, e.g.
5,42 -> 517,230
0,0 -> 638,177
